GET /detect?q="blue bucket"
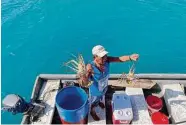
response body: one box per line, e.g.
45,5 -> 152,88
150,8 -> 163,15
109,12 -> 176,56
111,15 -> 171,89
56,86 -> 89,124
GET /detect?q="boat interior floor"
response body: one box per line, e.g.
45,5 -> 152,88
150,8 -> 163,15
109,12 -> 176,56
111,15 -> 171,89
52,82 -> 176,124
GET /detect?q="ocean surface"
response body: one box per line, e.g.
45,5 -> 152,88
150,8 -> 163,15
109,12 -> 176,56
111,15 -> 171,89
1,0 -> 186,124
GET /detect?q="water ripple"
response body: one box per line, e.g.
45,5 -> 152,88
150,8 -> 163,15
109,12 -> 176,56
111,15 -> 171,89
2,0 -> 38,25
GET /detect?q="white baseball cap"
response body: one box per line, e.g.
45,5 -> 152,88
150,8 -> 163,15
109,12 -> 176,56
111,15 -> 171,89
92,45 -> 108,57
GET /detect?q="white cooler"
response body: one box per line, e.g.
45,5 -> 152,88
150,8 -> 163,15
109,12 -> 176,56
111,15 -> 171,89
112,92 -> 133,124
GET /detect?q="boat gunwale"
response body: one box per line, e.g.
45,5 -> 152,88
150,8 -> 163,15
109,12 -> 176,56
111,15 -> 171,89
39,73 -> 186,80
21,73 -> 186,124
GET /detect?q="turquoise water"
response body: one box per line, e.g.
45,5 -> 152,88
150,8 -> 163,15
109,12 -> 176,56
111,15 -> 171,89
1,0 -> 186,124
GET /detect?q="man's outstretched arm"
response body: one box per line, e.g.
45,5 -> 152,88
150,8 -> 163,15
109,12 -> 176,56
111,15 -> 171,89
107,54 -> 139,63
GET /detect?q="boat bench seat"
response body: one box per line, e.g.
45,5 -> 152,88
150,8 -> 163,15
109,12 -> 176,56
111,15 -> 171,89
160,83 -> 186,123
88,96 -> 106,124
125,87 -> 153,124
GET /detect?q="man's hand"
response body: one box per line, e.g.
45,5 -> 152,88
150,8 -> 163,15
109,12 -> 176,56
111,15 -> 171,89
86,64 -> 93,77
86,64 -> 92,72
78,64 -> 92,81
77,64 -> 93,87
130,54 -> 139,61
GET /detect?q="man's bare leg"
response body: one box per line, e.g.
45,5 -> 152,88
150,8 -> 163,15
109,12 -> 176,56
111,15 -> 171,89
98,101 -> 105,109
90,104 -> 100,121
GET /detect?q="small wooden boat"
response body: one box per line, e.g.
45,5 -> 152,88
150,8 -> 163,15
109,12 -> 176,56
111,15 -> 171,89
18,73 -> 186,124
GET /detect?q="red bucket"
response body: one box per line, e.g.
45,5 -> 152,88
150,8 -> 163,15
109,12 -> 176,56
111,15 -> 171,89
146,95 -> 163,114
151,112 -> 169,124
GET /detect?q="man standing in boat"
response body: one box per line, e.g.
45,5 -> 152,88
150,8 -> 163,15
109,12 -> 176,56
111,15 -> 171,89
84,45 -> 139,121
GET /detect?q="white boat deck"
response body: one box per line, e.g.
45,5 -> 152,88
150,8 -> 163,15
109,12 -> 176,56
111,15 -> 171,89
125,87 -> 153,124
32,80 -> 60,124
88,96 -> 106,124
21,74 -> 186,124
177,122 -> 186,125
159,83 -> 186,124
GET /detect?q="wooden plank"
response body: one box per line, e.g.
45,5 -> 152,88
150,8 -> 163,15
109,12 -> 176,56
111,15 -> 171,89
109,79 -> 156,89
32,80 -> 60,124
160,83 -> 186,123
125,87 -> 153,124
88,96 -> 106,124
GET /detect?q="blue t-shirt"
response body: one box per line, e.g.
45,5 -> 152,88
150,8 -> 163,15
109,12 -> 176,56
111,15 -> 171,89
89,61 -> 110,96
